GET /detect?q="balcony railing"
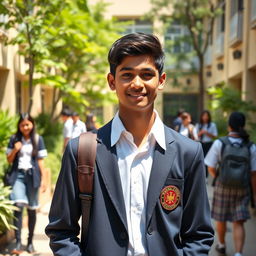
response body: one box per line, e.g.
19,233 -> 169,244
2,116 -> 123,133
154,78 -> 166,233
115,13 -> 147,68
229,12 -> 243,46
204,45 -> 212,66
215,32 -> 224,57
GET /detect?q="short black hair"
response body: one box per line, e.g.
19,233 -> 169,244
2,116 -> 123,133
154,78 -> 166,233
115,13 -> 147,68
108,33 -> 165,76
61,109 -> 72,117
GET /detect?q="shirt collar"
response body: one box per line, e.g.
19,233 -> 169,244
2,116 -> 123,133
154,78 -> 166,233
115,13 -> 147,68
111,110 -> 166,150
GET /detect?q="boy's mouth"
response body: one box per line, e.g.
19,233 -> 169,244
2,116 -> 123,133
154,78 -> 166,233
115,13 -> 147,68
127,93 -> 147,98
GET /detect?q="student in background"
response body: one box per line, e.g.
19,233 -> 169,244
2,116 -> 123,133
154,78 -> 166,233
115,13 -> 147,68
85,113 -> 98,131
205,112 -> 256,256
172,109 -> 184,129
6,113 -> 47,254
196,110 -> 218,177
71,112 -> 86,138
60,109 -> 73,149
176,112 -> 198,140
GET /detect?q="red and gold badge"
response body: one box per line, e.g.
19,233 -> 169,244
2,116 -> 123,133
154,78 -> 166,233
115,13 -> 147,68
160,185 -> 181,211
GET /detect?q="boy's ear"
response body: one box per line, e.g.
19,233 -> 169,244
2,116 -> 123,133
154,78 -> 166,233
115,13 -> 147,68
107,73 -> 116,91
158,72 -> 166,91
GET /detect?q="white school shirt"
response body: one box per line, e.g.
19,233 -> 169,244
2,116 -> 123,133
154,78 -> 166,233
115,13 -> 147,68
63,118 -> 73,138
195,122 -> 218,143
205,136 -> 256,171
71,119 -> 86,138
179,124 -> 198,140
111,111 -> 166,256
6,137 -> 47,170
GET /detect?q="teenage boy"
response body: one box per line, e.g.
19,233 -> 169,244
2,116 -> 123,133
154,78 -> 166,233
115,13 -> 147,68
46,33 -> 214,256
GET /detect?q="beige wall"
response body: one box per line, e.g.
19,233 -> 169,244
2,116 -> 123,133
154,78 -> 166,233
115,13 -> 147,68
204,0 -> 256,106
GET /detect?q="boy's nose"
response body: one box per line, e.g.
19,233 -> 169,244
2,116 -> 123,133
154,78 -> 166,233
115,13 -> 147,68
131,76 -> 143,88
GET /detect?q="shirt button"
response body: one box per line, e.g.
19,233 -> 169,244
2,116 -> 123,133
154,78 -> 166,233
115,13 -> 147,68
147,226 -> 153,235
120,232 -> 127,240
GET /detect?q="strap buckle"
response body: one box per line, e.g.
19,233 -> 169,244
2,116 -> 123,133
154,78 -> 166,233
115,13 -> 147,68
79,193 -> 93,201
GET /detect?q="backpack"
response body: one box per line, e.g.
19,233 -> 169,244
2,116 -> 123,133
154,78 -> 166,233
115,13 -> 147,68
218,136 -> 252,188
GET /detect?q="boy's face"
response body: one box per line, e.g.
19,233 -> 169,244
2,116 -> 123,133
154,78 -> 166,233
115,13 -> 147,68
107,55 -> 166,113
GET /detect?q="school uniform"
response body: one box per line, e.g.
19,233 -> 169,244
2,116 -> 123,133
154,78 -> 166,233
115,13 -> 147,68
6,135 -> 47,209
46,114 -> 214,256
179,124 -> 198,140
195,122 -> 218,156
72,119 -> 87,138
63,118 -> 73,139
205,136 -> 256,222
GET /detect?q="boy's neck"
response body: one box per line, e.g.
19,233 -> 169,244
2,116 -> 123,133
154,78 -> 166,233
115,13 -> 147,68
119,106 -> 156,148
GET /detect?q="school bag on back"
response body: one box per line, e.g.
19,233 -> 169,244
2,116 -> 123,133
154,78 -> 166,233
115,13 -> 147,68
218,136 -> 252,188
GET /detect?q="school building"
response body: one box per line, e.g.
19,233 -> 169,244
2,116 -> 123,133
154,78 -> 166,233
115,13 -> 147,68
1,0 -> 256,124
204,0 -> 256,106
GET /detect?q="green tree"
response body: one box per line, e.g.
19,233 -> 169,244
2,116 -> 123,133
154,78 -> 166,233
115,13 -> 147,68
0,0 -> 60,114
207,85 -> 256,137
39,0 -> 121,118
150,0 -> 222,112
0,0 -> 121,117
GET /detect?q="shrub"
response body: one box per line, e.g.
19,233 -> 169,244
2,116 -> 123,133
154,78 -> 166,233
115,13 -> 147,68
0,183 -> 17,235
34,113 -> 62,153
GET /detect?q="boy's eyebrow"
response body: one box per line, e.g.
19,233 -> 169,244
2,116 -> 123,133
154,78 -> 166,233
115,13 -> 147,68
119,67 -> 156,72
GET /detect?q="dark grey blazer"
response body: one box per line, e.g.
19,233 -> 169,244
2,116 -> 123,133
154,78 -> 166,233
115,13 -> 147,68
45,121 -> 214,256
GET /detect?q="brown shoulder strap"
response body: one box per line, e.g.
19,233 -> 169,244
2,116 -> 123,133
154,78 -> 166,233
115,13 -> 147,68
77,132 -> 97,247
78,132 -> 97,194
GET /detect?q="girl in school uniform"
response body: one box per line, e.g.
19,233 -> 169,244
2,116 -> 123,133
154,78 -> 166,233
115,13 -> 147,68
6,113 -> 47,254
205,112 -> 256,256
196,110 -> 218,177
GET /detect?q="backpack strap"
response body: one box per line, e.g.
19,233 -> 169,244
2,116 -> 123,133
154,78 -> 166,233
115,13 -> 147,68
77,132 -> 97,247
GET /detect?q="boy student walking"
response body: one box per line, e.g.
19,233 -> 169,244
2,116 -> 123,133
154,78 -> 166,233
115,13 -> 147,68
46,33 -> 214,256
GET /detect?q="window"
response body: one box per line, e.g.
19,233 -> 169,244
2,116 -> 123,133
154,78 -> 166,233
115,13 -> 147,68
121,19 -> 153,35
164,21 -> 192,54
215,1 -> 225,56
229,0 -> 243,43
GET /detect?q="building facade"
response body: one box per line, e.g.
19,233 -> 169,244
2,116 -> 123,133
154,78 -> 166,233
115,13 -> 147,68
204,0 -> 256,105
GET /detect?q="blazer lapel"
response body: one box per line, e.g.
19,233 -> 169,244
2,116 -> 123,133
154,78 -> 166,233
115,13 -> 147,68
146,127 -> 177,226
96,122 -> 128,231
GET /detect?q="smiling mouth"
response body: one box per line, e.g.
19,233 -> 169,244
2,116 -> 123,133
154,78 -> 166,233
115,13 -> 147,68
127,93 -> 147,97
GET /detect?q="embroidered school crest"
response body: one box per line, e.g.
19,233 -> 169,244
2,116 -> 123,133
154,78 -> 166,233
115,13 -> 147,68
160,185 -> 181,211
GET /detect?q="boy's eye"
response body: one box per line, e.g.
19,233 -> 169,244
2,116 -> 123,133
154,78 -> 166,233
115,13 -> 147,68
141,73 -> 154,80
121,73 -> 133,79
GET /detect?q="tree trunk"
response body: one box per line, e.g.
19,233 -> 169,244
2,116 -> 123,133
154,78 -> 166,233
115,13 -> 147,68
27,56 -> 34,114
50,88 -> 62,121
198,54 -> 205,114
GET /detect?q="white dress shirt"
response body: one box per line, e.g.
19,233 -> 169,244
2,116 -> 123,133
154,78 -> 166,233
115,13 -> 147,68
111,111 -> 166,256
72,119 -> 87,138
63,118 -> 73,138
195,122 -> 218,143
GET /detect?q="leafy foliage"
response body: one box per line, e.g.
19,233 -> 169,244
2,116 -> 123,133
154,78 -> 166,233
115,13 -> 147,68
207,85 -> 256,138
0,183 -> 17,235
0,110 -> 18,153
0,0 -> 122,117
149,0 -> 222,111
